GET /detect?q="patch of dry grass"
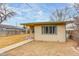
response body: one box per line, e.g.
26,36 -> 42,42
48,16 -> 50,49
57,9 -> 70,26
0,34 -> 28,48
1,40 -> 78,56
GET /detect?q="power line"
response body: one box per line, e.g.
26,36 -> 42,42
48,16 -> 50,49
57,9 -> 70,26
25,3 -> 33,10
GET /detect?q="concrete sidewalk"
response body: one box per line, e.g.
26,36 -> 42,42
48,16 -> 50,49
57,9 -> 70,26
0,39 -> 33,54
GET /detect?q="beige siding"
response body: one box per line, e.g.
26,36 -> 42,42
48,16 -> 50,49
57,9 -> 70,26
34,25 -> 66,42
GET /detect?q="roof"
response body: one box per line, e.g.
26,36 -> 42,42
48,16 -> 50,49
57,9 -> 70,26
21,21 -> 68,26
66,23 -> 76,31
0,24 -> 25,31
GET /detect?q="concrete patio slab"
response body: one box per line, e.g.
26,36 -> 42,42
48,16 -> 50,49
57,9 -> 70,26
0,40 -> 78,56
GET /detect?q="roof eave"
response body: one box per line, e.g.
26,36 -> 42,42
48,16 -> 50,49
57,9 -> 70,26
21,21 -> 67,26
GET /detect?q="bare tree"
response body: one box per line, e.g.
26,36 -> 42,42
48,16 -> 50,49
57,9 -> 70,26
73,3 -> 79,13
63,3 -> 79,48
0,3 -> 16,24
50,7 -> 76,21
73,3 -> 79,29
69,3 -> 79,48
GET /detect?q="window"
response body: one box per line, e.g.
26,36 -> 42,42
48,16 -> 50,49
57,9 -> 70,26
42,26 -> 57,34
49,26 -> 53,34
53,26 -> 57,34
45,26 -> 48,34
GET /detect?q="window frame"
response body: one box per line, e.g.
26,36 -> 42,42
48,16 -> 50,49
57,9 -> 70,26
41,25 -> 57,34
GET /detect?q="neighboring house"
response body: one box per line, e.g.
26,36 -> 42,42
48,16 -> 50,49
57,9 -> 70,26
66,23 -> 76,39
0,24 -> 26,36
21,21 -> 67,42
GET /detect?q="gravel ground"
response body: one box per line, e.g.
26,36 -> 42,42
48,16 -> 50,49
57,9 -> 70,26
0,40 -> 79,56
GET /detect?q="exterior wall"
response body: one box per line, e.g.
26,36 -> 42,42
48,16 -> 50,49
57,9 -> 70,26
34,25 -> 66,42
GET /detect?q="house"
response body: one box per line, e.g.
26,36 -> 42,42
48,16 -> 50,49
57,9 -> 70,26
21,21 -> 69,42
0,24 -> 26,36
66,23 -> 76,39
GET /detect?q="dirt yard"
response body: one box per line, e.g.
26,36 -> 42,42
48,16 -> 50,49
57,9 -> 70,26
1,39 -> 79,56
0,34 -> 28,48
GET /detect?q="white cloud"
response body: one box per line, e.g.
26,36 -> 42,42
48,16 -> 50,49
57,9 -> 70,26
5,4 -> 50,24
33,10 -> 44,18
7,4 -> 32,16
7,7 -> 22,15
38,10 -> 43,15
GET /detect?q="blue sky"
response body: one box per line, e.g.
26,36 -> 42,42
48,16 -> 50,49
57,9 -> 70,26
2,3 -> 72,26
